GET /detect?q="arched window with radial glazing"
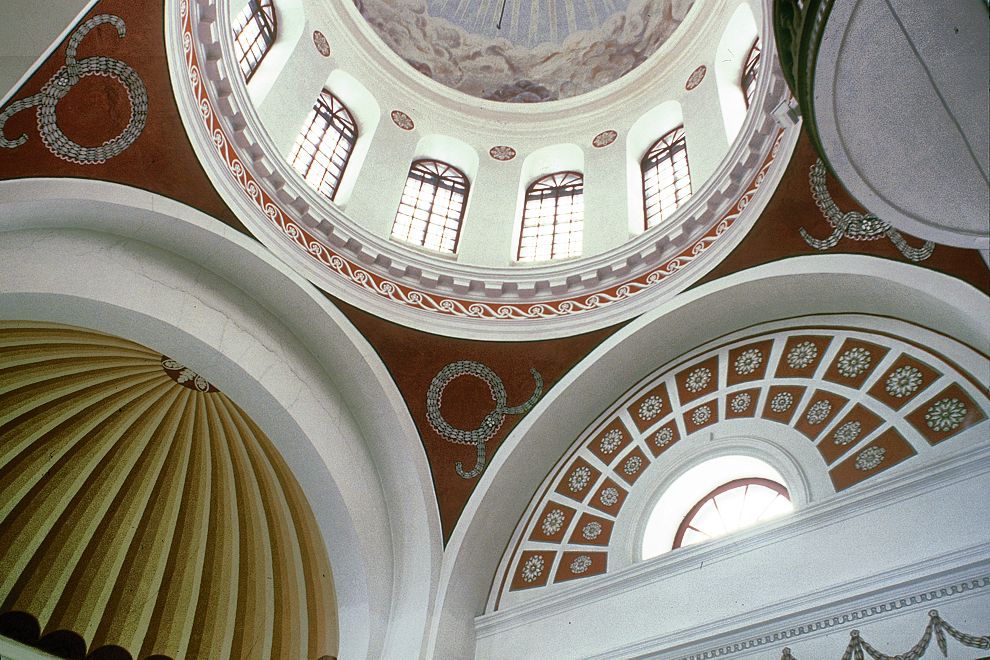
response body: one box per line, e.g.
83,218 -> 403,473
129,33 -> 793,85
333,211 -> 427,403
742,38 -> 762,108
232,0 -> 277,82
673,478 -> 791,549
517,171 -> 584,262
391,160 -> 469,254
288,91 -> 358,202
641,126 -> 692,229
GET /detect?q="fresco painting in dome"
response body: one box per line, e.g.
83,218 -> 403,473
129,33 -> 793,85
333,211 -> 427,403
353,0 -> 695,102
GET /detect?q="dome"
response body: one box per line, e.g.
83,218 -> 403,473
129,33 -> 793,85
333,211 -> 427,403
0,0 -> 988,657
353,0 -> 697,102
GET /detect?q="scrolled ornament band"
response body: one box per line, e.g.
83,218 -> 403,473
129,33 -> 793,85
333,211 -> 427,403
426,360 -> 543,479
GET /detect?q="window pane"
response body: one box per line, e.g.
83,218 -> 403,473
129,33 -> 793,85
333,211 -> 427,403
642,126 -> 692,229
517,171 -> 584,262
232,0 -> 277,82
288,92 -> 358,202
390,160 -> 468,254
674,479 -> 792,549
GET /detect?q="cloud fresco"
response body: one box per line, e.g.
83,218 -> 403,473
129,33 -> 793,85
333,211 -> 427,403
354,0 -> 695,102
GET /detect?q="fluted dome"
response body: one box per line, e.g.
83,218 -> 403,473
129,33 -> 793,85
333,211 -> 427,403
0,321 -> 338,659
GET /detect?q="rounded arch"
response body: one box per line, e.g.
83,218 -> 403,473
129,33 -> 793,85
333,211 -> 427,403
714,2 -> 759,142
428,254 -> 989,657
0,178 -> 442,659
625,100 -> 684,234
321,69 -> 381,206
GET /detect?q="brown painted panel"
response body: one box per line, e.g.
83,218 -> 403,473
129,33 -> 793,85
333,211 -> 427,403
726,387 -> 761,418
554,457 -> 601,503
761,385 -> 806,424
589,478 -> 628,516
588,418 -> 632,467
726,340 -> 774,385
510,550 -> 556,590
554,551 -> 607,583
774,335 -> 833,379
647,420 -> 680,457
829,428 -> 916,491
528,502 -> 578,543
822,339 -> 889,390
867,354 -> 942,411
567,513 -> 614,546
794,390 -> 849,440
683,398 -> 719,434
675,355 -> 719,405
626,382 -> 671,432
615,447 -> 650,485
816,404 -> 885,464
905,383 -> 988,445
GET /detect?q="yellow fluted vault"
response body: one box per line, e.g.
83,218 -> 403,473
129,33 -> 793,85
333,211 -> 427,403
0,321 -> 338,659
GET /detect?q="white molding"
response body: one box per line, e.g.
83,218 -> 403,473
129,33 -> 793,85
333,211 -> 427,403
609,557 -> 990,660
165,0 -> 802,339
0,178 -> 442,660
476,440 -> 990,635
0,0 -> 99,108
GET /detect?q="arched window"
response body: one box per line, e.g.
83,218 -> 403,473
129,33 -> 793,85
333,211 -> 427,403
642,455 -> 796,560
391,160 -> 469,253
288,91 -> 358,202
517,171 -> 584,262
641,126 -> 692,229
741,38 -> 762,108
232,0 -> 277,82
672,477 -> 792,549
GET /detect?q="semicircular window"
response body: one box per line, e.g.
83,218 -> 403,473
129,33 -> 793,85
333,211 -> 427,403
517,171 -> 584,262
642,126 -> 692,229
232,0 -> 277,82
288,91 -> 358,202
391,160 -> 469,254
673,477 -> 792,549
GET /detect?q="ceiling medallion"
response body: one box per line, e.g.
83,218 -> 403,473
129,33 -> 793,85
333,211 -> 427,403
390,110 -> 415,131
489,145 -> 516,161
312,30 -> 331,57
685,65 -> 707,91
161,356 -> 216,393
592,130 -> 617,148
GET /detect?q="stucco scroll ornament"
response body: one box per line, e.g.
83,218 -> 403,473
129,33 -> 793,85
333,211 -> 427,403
800,160 -> 934,262
426,360 -> 543,479
0,14 -> 148,164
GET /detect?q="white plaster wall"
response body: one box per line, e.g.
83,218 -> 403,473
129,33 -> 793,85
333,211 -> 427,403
814,0 -> 990,248
475,439 -> 990,657
0,0 -> 97,107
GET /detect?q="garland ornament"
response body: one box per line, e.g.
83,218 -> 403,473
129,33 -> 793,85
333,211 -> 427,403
426,360 -> 543,479
780,609 -> 989,660
0,14 -> 148,164
800,160 -> 934,262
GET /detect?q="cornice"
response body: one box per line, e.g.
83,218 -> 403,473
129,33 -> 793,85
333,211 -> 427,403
167,0 -> 802,339
476,442 -> 990,634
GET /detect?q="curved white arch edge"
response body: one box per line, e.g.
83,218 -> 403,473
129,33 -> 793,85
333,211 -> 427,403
429,253 -> 990,658
0,178 -> 442,659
